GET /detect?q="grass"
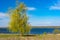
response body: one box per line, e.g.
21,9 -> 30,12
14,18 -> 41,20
0,34 -> 60,40
0,34 -> 19,38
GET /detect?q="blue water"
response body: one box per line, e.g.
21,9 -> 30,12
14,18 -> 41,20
30,28 -> 55,34
0,28 -> 59,34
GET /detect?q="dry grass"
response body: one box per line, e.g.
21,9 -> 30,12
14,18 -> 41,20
0,34 -> 60,40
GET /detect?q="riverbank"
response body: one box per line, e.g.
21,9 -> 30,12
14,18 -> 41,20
0,34 -> 60,40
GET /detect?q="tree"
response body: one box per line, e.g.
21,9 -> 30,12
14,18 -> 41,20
8,3 -> 31,35
53,28 -> 60,34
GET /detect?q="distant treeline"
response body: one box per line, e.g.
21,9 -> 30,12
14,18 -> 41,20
32,26 -> 60,28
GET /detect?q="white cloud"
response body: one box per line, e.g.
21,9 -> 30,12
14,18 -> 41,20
0,12 -> 9,28
27,7 -> 36,10
0,13 -> 7,18
29,17 -> 60,26
30,20 -> 60,26
0,13 -> 5,16
49,0 -> 60,10
50,6 -> 60,10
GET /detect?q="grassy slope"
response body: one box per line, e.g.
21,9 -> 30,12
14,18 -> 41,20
0,34 -> 60,40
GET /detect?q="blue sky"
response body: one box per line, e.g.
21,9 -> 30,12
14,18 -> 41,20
0,0 -> 60,27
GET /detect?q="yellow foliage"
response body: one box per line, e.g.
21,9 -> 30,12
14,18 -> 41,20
8,3 -> 31,35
